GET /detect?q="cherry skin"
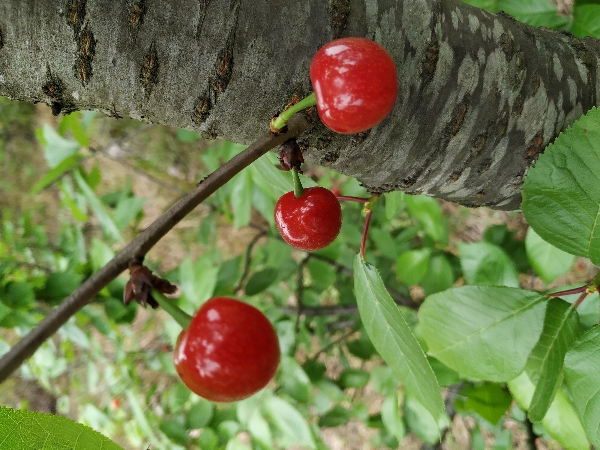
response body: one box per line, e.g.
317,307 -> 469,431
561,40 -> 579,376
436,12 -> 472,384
275,187 -> 342,251
310,37 -> 398,134
174,297 -> 280,402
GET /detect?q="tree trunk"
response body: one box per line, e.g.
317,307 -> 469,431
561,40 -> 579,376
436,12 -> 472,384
1,0 -> 599,210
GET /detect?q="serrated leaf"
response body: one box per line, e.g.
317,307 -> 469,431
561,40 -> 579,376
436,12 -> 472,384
508,372 -> 589,450
73,169 -> 122,241
526,298 -> 579,422
353,255 -> 444,424
0,405 -> 124,449
458,242 -> 519,287
525,228 -> 575,284
262,396 -> 315,449
419,286 -> 547,381
522,107 -> 600,265
564,325 -> 600,447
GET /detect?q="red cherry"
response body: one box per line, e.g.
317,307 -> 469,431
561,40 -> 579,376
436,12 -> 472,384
275,187 -> 342,251
174,297 -> 280,402
310,37 -> 398,134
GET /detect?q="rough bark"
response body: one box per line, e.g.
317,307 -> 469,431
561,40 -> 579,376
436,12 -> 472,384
1,0 -> 599,209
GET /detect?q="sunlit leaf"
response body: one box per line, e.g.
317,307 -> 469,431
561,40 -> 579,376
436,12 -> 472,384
525,228 -> 575,284
0,406 -> 124,449
522,107 -> 600,265
526,298 -> 579,422
354,256 -> 444,424
419,286 -> 547,381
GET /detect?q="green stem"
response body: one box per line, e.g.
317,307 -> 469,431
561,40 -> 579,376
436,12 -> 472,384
292,167 -> 304,198
271,93 -> 316,131
152,290 -> 192,330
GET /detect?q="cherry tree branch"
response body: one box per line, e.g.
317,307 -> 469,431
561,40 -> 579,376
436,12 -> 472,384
0,113 -> 311,383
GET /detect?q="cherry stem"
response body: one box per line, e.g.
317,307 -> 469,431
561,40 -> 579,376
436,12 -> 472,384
547,285 -> 588,298
152,290 -> 192,329
572,291 -> 589,309
292,167 -> 304,198
337,196 -> 369,203
271,93 -> 317,131
360,210 -> 373,261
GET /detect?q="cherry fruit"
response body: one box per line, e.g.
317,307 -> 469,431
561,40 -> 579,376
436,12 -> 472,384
174,297 -> 280,402
310,37 -> 398,134
275,187 -> 342,251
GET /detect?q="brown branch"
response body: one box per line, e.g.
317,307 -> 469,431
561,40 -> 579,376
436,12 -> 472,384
0,113 -> 311,383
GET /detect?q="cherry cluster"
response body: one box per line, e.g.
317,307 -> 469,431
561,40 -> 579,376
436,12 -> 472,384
156,38 -> 397,402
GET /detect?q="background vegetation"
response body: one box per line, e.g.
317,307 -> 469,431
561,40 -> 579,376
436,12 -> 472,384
1,0 -> 599,449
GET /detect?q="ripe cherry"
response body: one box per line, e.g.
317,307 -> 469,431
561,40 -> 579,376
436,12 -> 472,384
275,187 -> 342,251
310,37 -> 398,134
174,297 -> 280,402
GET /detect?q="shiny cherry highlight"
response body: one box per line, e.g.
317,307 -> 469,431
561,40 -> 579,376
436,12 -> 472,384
174,297 -> 280,402
310,37 -> 398,134
275,187 -> 342,251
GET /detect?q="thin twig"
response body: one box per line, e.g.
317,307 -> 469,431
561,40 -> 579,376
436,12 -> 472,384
310,327 -> 359,360
0,113 -> 311,383
295,256 -> 309,333
234,230 -> 268,293
524,415 -> 537,450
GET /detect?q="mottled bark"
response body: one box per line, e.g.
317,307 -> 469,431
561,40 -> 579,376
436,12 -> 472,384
1,0 -> 599,209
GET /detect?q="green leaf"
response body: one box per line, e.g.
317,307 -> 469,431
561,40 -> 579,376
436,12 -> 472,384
38,124 -> 80,168
319,405 -> 353,427
262,396 -> 316,449
420,254 -> 454,296
385,191 -> 405,219
73,169 -> 122,241
159,419 -> 190,445
500,0 -> 569,28
59,112 -> 91,146
178,255 -> 218,311
508,372 -> 589,450
278,356 -> 311,403
187,400 -> 214,429
112,196 -> 146,231
403,394 -> 449,444
461,0 -> 569,29
244,268 -> 278,296
564,325 -> 600,447
458,242 -> 519,287
229,169 -> 252,228
338,368 -> 370,389
571,2 -> 600,39
396,248 -> 431,286
404,195 -> 448,245
419,286 -> 547,381
353,255 -> 444,424
525,227 -> 575,284
521,107 -> 600,265
455,383 -> 512,425
36,272 -> 83,305
249,153 -> 316,200
0,405 -> 124,449
2,281 -> 35,308
526,298 -> 579,422
30,154 -> 83,194
381,394 -> 406,442
59,180 -> 89,222
176,128 -> 201,143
